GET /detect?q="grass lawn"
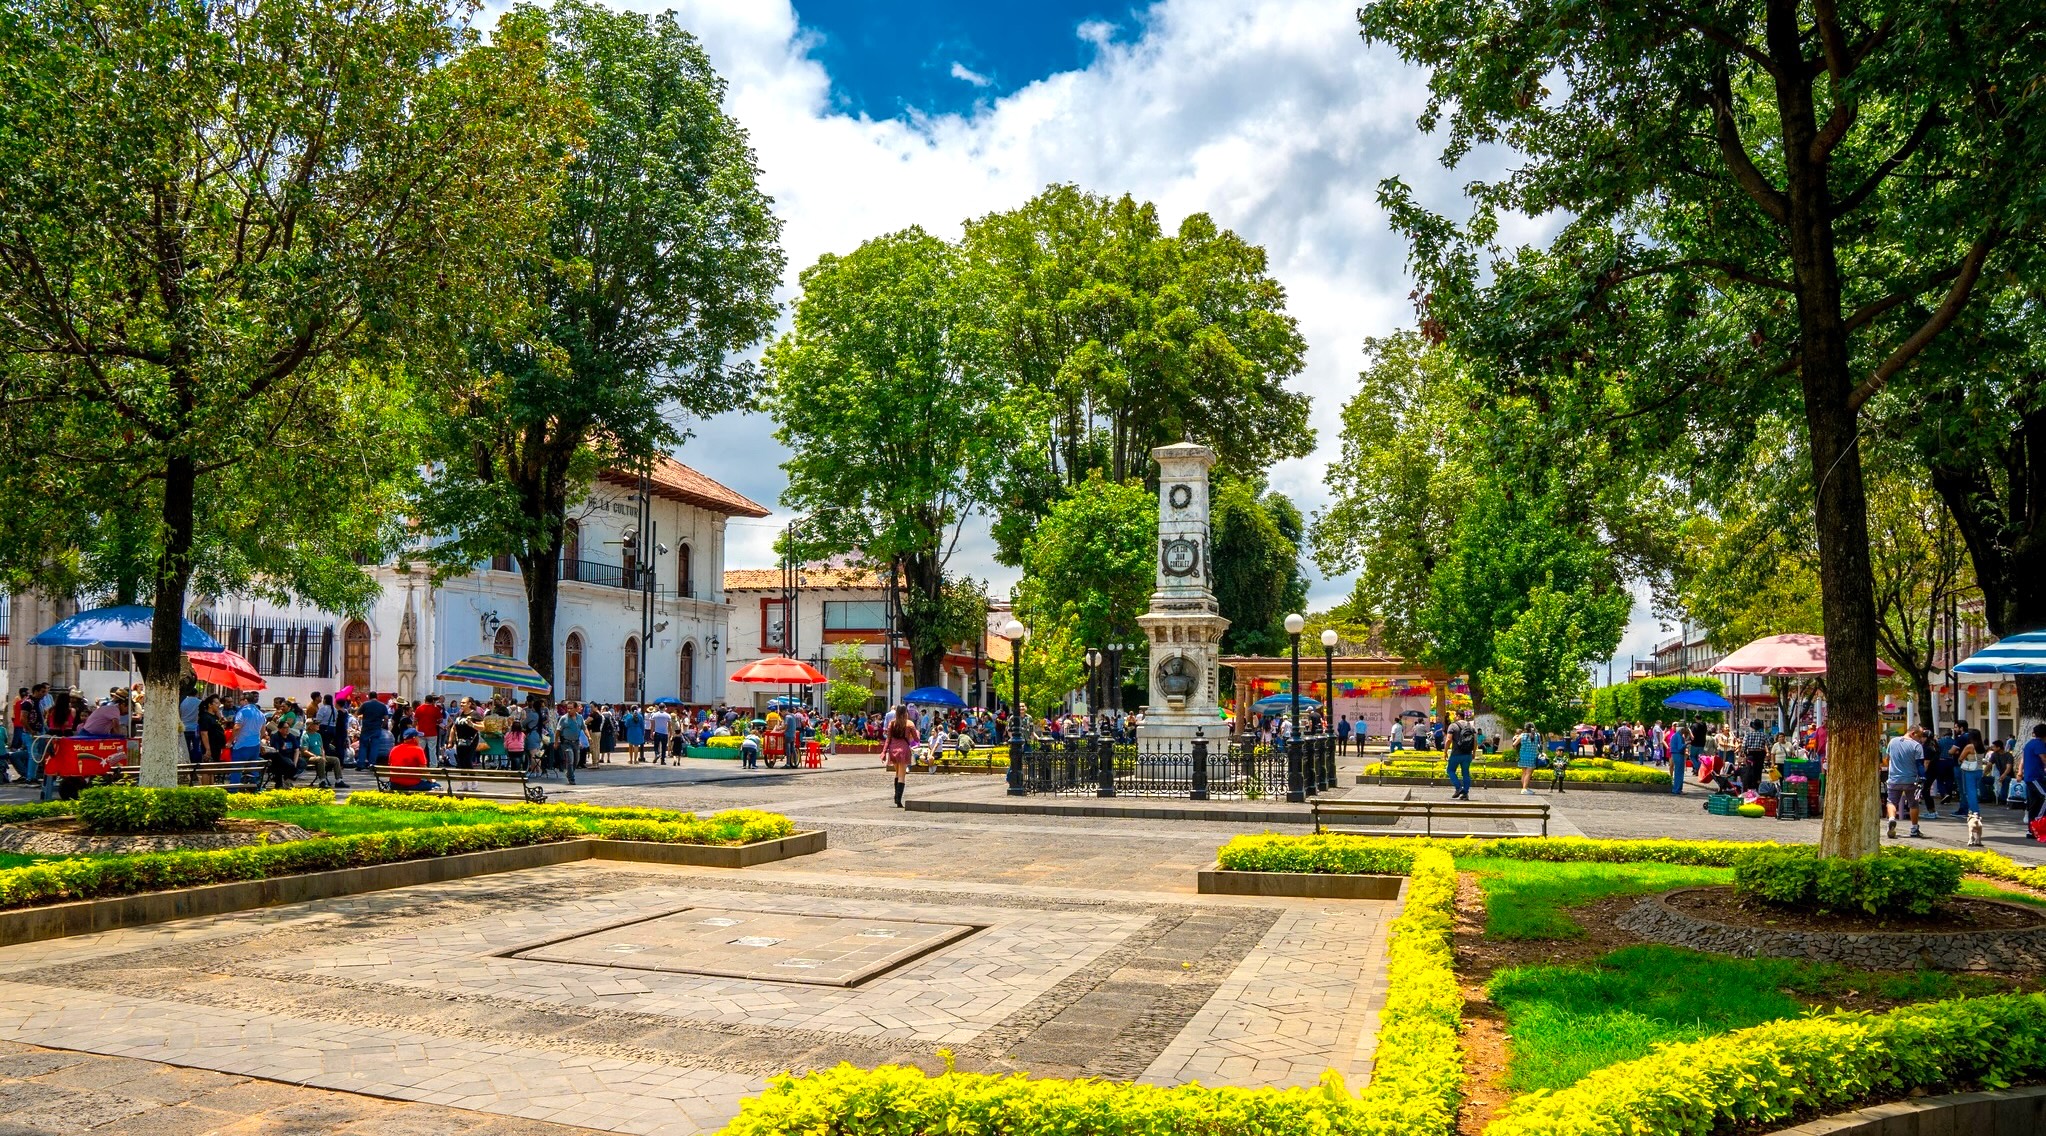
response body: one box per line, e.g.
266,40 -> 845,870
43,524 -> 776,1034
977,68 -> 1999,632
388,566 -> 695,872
1959,879 -> 2046,910
1457,856 -> 1734,938
1486,943 -> 2001,1092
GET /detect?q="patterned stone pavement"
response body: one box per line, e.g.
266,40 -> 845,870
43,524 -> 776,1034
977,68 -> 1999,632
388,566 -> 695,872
0,765 -> 1399,1134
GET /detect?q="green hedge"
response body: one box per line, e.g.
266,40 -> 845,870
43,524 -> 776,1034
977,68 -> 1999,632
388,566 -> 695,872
1587,676 -> 1725,727
0,801 -> 77,825
1217,834 -> 1416,875
76,786 -> 228,833
345,791 -> 700,822
1734,845 -> 1964,917
595,811 -> 795,845
227,788 -> 336,810
1362,760 -> 1672,785
1485,994 -> 2046,1136
0,818 -> 583,908
716,846 -> 1466,1136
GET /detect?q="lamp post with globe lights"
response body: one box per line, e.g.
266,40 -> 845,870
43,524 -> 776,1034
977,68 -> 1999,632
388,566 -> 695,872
1002,619 -> 1028,795
1322,627 -> 1339,789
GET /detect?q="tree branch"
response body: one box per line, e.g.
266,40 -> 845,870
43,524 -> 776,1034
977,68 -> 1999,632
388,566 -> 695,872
1850,227 -> 1999,410
1707,65 -> 1789,223
1832,104 -> 1939,218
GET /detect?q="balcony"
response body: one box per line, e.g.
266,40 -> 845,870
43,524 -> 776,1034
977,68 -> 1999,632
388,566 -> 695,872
562,559 -> 630,589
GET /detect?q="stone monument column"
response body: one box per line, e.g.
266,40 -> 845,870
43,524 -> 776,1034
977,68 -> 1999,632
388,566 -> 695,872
1136,442 -> 1230,746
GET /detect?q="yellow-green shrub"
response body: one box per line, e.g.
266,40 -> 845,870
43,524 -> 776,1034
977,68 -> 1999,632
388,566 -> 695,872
1486,994 -> 2046,1136
1355,847 -> 1464,1132
596,810 -> 795,846
227,787 -> 336,810
345,791 -> 696,822
1218,834 -> 1415,875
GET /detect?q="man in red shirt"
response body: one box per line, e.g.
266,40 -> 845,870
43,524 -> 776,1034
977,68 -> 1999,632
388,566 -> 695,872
386,728 -> 437,793
411,696 -> 444,765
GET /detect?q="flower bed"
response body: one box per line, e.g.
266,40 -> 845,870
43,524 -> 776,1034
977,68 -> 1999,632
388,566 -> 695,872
1483,993 -> 2046,1136
1362,759 -> 1672,786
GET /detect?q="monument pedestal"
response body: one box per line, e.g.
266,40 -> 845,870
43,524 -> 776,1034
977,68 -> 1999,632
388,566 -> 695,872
1137,442 -> 1229,748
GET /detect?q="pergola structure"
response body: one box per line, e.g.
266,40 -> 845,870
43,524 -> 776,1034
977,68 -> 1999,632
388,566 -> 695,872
1219,654 -> 1462,738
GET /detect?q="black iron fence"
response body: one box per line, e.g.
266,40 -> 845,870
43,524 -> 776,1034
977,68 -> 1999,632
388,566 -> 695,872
1008,733 -> 1337,801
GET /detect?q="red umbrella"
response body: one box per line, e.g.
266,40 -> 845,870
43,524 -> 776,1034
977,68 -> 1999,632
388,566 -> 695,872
1710,633 -> 1896,677
730,655 -> 828,684
188,648 -> 265,691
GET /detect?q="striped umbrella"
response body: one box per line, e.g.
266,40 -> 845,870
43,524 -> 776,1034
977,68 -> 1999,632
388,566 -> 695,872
437,653 -> 552,693
1953,630 -> 2046,677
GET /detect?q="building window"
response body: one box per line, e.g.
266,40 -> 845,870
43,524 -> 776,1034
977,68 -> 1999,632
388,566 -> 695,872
564,632 -> 584,702
823,600 -> 888,631
490,553 -> 514,573
343,620 -> 372,691
623,636 -> 640,702
493,624 -> 516,658
761,599 -> 788,652
680,641 -> 695,702
677,543 -> 694,598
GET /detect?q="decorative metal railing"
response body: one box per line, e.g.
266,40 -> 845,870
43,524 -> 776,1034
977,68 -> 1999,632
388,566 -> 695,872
1007,733 -> 1337,801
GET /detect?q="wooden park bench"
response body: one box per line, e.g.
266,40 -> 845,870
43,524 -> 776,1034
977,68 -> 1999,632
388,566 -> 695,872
372,764 -> 545,804
1312,798 -> 1550,839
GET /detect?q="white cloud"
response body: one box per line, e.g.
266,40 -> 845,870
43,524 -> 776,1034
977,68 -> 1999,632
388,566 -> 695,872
518,0 -> 1652,654
948,61 -> 992,88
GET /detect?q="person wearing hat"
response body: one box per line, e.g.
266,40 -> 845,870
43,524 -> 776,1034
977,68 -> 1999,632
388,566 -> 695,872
386,727 -> 435,793
76,688 -> 128,738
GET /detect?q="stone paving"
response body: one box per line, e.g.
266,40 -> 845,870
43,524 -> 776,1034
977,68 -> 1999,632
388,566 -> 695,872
0,764 -> 1398,1134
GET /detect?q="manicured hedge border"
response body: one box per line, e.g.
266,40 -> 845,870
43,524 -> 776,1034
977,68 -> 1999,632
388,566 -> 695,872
715,849 -> 1465,1136
343,792 -> 797,845
1361,760 -> 1672,785
1483,993 -> 2046,1136
0,818 -> 585,908
344,791 -> 700,822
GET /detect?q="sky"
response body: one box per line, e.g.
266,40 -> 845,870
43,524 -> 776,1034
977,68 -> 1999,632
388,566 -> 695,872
551,0 -> 1669,674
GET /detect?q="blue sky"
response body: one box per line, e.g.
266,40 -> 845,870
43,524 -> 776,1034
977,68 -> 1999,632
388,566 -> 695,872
793,1 -> 1133,118
601,0 -> 1666,672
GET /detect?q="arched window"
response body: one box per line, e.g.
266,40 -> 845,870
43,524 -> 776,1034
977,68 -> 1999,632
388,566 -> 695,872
679,642 -> 696,703
564,632 -> 585,702
493,624 -> 516,658
623,637 -> 640,703
343,620 -> 372,690
561,520 -> 582,581
677,542 -> 694,598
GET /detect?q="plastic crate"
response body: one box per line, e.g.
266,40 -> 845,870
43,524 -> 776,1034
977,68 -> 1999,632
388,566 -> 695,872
1706,793 -> 1742,816
1777,793 -> 1809,820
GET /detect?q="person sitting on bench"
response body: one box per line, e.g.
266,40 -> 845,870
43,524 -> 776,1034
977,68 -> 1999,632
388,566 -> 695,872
387,728 -> 437,793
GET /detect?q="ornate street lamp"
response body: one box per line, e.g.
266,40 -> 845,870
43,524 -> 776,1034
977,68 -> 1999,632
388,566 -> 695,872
1002,618 -> 1028,795
1322,626 -> 1338,732
1085,647 -> 1101,728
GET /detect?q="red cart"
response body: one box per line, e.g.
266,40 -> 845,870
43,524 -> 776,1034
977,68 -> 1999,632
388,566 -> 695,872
38,736 -> 129,799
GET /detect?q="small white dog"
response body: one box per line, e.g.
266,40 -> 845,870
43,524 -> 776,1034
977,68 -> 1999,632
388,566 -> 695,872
1967,813 -> 1984,847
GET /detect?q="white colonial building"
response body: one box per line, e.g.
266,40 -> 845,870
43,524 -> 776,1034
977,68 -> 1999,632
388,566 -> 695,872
0,456 -> 769,709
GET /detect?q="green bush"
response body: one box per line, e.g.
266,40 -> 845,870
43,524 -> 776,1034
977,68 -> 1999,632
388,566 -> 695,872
1733,845 -> 1963,917
1361,759 -> 1671,785
596,810 -> 796,846
1357,847 -> 1465,1133
1217,834 -> 1416,875
227,788 -> 336,810
0,801 -> 78,825
345,791 -> 698,822
0,818 -> 584,908
1484,994 -> 2046,1136
76,786 -> 228,833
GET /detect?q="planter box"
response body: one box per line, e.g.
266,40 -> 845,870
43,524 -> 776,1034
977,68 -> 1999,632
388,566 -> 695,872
0,830 -> 826,948
828,742 -> 882,754
1197,863 -> 1407,900
591,830 -> 826,869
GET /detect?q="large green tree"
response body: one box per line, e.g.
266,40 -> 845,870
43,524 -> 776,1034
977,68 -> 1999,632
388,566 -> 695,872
765,228 -> 1004,688
1211,475 -> 1310,657
0,0 -> 564,783
415,0 -> 782,686
1485,583 -> 1630,734
1017,473 -> 1156,653
1359,0 -> 2046,857
963,185 -> 1313,561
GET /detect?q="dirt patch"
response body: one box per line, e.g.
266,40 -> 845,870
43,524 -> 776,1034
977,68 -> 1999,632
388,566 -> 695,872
1664,886 -> 2044,933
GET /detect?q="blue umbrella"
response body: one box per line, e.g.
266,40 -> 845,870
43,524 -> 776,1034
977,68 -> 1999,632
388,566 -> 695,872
765,695 -> 806,710
1662,689 -> 1732,712
903,685 -> 966,708
652,696 -> 685,706
1953,630 -> 2046,676
1251,693 -> 1321,712
30,604 -> 223,652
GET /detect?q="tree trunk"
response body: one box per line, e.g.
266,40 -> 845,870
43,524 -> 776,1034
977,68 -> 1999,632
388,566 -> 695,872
1912,672 -> 1936,731
141,456 -> 197,788
898,552 -> 947,689
520,533 -> 563,688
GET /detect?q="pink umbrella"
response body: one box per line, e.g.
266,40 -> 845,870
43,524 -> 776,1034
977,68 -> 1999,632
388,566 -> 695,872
1709,633 -> 1896,677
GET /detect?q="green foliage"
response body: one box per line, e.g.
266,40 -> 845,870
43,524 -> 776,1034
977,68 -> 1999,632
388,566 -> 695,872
1587,676 -> 1725,726
962,184 -> 1311,561
1018,472 -> 1156,652
1361,759 -> 1671,786
414,0 -> 782,684
0,819 -> 584,910
990,612 -> 1088,721
1733,846 -> 1964,918
1216,835 -> 1416,875
1488,945 -> 1993,1094
77,787 -> 229,834
1481,584 -> 1629,734
1483,994 -> 2046,1136
225,789 -> 337,811
0,802 -> 80,825
824,642 -> 877,715
714,846 -> 1462,1136
0,0 -> 570,776
1211,475 -> 1310,656
1461,857 -> 1733,940
765,228 -> 1002,687
595,811 -> 796,845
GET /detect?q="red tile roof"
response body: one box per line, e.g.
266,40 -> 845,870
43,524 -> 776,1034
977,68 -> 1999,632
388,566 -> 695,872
723,566 -> 888,591
598,456 -> 769,518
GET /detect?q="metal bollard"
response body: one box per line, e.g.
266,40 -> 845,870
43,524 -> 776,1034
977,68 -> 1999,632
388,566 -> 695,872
1286,737 -> 1304,803
1191,731 -> 1208,801
1099,735 -> 1117,797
